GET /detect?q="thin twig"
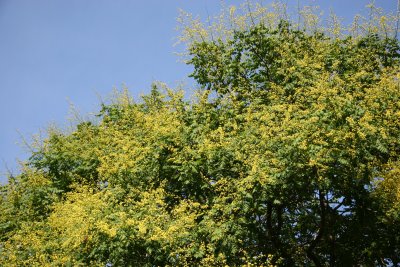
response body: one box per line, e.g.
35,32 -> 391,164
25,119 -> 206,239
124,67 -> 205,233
395,0 -> 400,39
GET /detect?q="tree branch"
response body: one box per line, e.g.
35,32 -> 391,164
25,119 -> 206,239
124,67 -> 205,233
306,190 -> 326,267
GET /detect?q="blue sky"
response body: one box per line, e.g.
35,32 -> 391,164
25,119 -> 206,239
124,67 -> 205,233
0,0 -> 396,182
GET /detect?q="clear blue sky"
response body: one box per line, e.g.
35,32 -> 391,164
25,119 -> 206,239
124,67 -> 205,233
0,0 -> 396,183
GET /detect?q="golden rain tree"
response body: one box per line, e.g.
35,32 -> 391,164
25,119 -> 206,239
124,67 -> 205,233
1,2 -> 400,266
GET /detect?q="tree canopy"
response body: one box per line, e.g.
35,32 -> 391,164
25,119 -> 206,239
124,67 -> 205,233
1,2 -> 400,266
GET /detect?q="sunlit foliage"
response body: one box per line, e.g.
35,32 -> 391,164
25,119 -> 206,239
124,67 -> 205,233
1,1 -> 400,266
